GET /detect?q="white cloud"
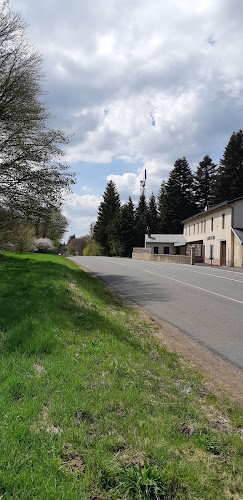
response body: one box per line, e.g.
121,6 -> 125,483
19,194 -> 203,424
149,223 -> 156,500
64,192 -> 102,216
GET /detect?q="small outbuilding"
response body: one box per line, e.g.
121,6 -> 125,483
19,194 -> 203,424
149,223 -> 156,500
145,234 -> 187,255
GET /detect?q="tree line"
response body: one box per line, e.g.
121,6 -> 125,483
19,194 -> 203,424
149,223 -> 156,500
93,130 -> 243,256
0,1 -> 74,252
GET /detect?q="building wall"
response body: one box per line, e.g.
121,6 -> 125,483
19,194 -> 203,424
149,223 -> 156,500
233,199 -> 243,228
233,234 -> 243,267
145,242 -> 177,255
132,252 -> 191,264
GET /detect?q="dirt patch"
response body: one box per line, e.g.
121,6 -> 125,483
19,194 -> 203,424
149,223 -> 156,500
31,401 -> 62,436
33,364 -> 46,376
61,443 -> 85,475
118,450 -> 145,468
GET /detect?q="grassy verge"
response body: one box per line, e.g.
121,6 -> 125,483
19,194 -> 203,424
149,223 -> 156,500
0,253 -> 242,499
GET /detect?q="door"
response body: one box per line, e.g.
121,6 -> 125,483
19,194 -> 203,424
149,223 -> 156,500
221,241 -> 226,266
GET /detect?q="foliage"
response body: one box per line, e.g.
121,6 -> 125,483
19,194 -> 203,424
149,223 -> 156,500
214,129 -> 243,202
66,235 -> 88,256
0,218 -> 35,253
135,193 -> 148,247
34,208 -> 69,244
32,237 -> 54,253
120,462 -> 166,499
158,157 -> 196,233
94,180 -> 121,255
194,155 -> 217,211
0,2 -> 75,228
83,235 -> 101,255
157,181 -> 168,233
147,192 -> 158,233
119,196 -> 136,257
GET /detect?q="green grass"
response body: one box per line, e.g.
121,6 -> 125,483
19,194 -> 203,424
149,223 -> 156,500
0,253 -> 242,499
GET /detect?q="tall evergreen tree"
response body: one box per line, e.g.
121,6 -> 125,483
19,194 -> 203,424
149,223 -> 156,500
147,193 -> 158,233
214,130 -> 243,202
157,181 -> 169,232
135,193 -> 148,247
161,157 -> 196,233
94,180 -> 121,255
120,197 -> 136,257
194,155 -> 217,211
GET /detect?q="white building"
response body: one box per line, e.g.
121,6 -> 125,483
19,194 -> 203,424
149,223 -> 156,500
144,196 -> 243,267
183,196 -> 243,267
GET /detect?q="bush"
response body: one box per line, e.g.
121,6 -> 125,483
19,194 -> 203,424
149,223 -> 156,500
32,238 -> 54,253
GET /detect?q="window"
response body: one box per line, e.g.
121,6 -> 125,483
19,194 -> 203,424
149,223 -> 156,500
189,226 -> 191,236
211,217 -> 214,231
204,220 -> 206,232
222,213 -> 225,229
201,221 -> 203,233
194,224 -> 195,235
154,246 -> 158,254
185,227 -> 187,236
164,247 -> 169,254
197,223 -> 199,234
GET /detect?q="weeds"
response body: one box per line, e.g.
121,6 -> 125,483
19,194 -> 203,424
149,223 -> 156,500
120,461 -> 167,499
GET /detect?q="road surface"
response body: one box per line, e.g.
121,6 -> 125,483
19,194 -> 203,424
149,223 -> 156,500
69,257 -> 243,371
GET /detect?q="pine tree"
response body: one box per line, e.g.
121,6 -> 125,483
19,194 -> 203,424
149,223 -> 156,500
147,193 -> 158,233
214,130 -> 243,202
135,193 -> 148,247
157,181 -> 169,233
161,157 -> 196,233
94,180 -> 121,255
120,197 -> 136,257
194,155 -> 217,211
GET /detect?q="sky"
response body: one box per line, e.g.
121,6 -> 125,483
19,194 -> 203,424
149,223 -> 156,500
10,0 -> 243,241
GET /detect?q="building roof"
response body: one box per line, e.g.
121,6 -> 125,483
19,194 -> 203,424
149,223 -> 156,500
232,228 -> 243,244
145,234 -> 187,244
183,195 -> 243,224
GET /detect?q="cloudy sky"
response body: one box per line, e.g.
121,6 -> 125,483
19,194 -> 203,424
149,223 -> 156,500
10,0 -> 243,240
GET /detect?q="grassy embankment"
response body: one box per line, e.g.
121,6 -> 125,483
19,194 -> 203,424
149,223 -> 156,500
0,253 -> 242,499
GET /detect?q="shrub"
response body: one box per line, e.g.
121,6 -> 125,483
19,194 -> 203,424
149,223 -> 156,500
32,237 -> 54,253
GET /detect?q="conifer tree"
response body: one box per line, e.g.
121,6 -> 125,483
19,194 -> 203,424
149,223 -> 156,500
157,181 -> 169,232
194,155 -> 217,211
94,180 -> 121,255
135,193 -> 148,247
120,197 -> 136,257
161,157 -> 196,233
213,130 -> 243,202
147,193 -> 158,233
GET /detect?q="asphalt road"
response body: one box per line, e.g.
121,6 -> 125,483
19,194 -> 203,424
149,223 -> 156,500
69,256 -> 243,370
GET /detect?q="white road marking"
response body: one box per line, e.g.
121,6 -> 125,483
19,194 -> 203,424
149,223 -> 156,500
96,257 -> 128,267
152,262 -> 243,282
144,270 -> 243,305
